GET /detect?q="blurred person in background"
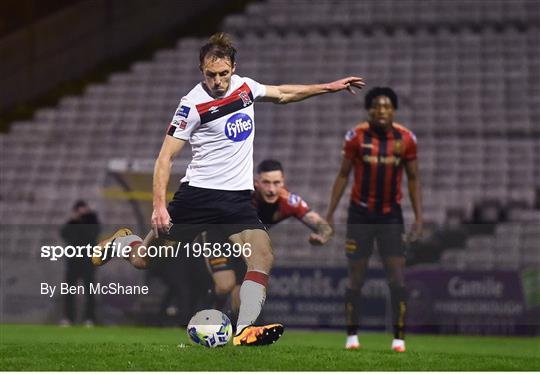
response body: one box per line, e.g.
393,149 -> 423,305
59,200 -> 100,326
326,87 -> 423,352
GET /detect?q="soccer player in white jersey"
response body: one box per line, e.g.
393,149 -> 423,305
93,33 -> 364,346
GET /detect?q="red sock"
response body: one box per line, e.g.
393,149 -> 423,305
244,270 -> 269,287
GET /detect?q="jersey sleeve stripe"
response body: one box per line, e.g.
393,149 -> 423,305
196,83 -> 252,114
389,129 -> 403,211
197,93 -> 254,124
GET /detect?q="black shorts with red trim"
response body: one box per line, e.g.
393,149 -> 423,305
163,183 -> 266,245
200,230 -> 247,284
207,256 -> 247,283
345,202 -> 405,259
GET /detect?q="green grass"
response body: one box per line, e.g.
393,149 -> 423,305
1,324 -> 539,371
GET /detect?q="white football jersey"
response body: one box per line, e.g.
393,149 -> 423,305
167,75 -> 266,191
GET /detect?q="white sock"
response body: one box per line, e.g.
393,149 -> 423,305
392,338 -> 405,348
236,271 -> 268,335
111,235 -> 142,256
114,234 -> 142,247
346,335 -> 359,347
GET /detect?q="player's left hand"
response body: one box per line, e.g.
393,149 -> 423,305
309,233 -> 329,246
327,77 -> 365,95
308,223 -> 334,246
151,205 -> 172,237
404,220 -> 423,243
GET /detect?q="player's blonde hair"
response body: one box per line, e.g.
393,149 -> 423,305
199,32 -> 236,67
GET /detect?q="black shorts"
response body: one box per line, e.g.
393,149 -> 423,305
207,256 -> 247,284
345,203 -> 405,259
197,230 -> 247,284
164,183 -> 266,245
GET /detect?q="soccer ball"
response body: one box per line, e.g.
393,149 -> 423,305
187,309 -> 232,348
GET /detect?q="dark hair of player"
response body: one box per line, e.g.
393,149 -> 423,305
257,159 -> 284,174
72,200 -> 88,210
364,87 -> 399,110
199,32 -> 237,66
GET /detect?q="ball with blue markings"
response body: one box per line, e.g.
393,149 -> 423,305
187,309 -> 232,348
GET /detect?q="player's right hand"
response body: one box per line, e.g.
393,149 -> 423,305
327,76 -> 365,95
404,220 -> 423,243
151,206 -> 171,237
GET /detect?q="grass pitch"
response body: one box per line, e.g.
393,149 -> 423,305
1,324 -> 539,371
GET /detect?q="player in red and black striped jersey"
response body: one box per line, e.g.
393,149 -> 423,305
254,159 -> 333,244
207,159 -> 333,321
326,87 -> 423,352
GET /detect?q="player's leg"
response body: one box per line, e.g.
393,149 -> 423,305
345,256 -> 369,349
344,206 -> 375,349
82,259 -> 96,325
206,256 -> 243,324
377,211 -> 407,352
229,228 -> 283,346
231,229 -> 273,333
210,269 -> 237,311
61,258 -> 79,325
206,256 -> 244,329
382,255 -> 407,352
231,284 -> 241,317
222,257 -> 247,331
203,230 -> 237,312
128,230 -> 157,269
92,183 -> 202,268
230,256 -> 247,318
92,228 -> 144,267
93,229 -> 166,269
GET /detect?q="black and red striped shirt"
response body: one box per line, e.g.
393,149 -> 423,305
343,122 -> 417,214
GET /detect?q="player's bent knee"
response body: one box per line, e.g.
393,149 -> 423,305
212,270 -> 236,295
215,282 -> 235,296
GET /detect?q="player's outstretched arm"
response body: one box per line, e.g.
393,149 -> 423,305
404,160 -> 423,243
152,135 -> 186,237
326,157 -> 353,226
301,211 -> 334,246
262,76 -> 365,104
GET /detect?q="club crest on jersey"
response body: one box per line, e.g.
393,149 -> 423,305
171,120 -> 187,130
225,113 -> 253,142
394,139 -> 403,155
239,90 -> 252,107
345,129 -> 355,141
288,193 -> 301,207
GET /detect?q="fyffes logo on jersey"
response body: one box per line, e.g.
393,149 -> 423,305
225,113 -> 253,142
